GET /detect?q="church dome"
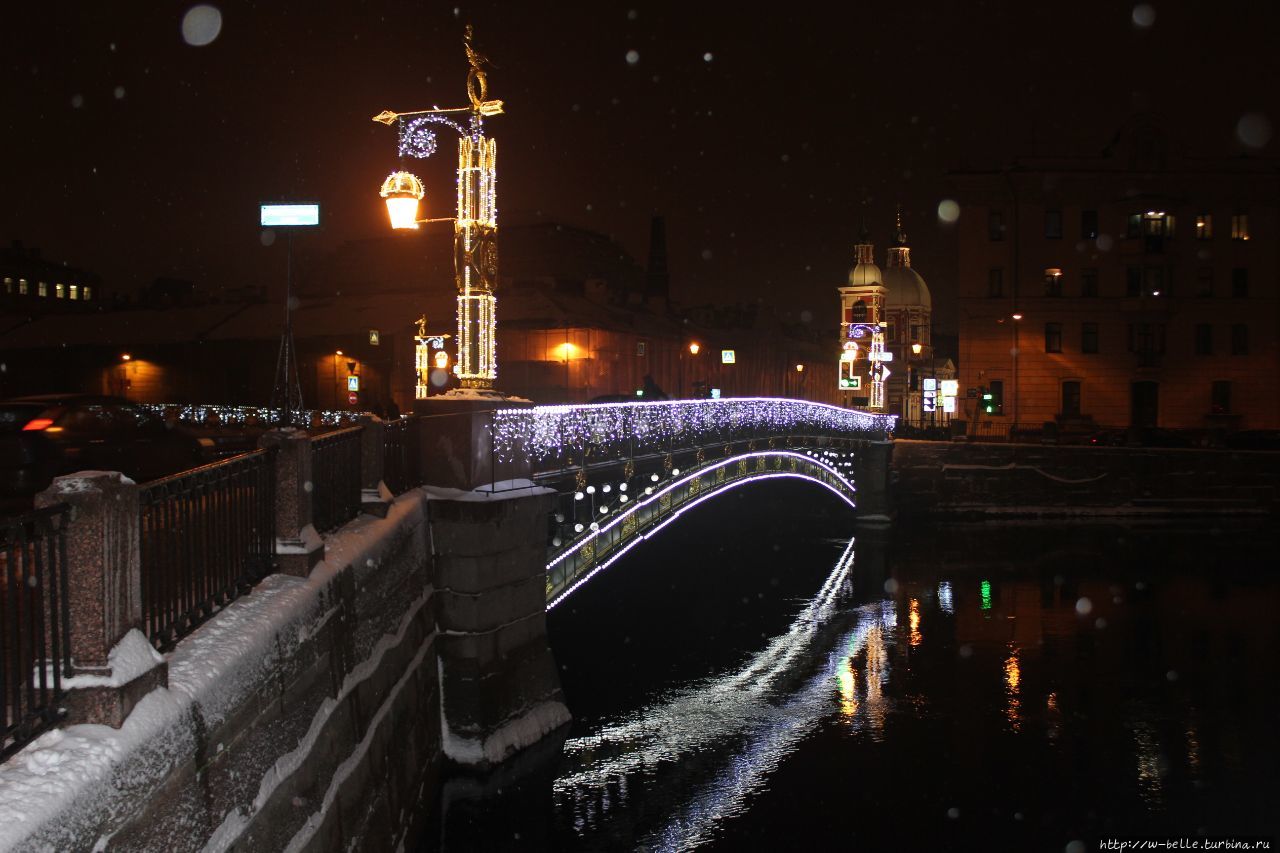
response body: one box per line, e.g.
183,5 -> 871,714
848,259 -> 883,287
882,265 -> 932,310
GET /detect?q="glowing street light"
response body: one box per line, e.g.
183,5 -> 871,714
372,26 -> 504,391
688,342 -> 701,355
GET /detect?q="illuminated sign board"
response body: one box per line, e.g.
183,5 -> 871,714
369,330 -> 380,346
922,378 -> 937,392
721,349 -> 736,364
260,203 -> 320,227
347,375 -> 360,392
868,351 -> 894,362
710,388 -> 722,399
941,379 -> 959,396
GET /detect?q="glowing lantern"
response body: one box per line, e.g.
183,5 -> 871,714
380,171 -> 425,229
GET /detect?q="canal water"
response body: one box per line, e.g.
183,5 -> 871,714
429,481 -> 1279,851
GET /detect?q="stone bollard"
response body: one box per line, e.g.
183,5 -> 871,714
258,428 -> 324,577
357,415 -> 392,518
34,472 -> 167,727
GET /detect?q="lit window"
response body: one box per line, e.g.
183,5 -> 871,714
1195,214 -> 1213,239
55,283 -> 65,298
38,281 -> 48,297
18,278 -> 28,295
1231,213 -> 1249,241
2,277 -> 11,294
1043,268 -> 1063,297
83,285 -> 93,301
69,284 -> 79,300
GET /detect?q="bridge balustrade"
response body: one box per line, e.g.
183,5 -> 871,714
0,504 -> 72,760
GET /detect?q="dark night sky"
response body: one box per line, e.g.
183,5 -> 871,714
3,1 -> 1276,331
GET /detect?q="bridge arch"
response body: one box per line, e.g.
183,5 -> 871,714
545,449 -> 856,608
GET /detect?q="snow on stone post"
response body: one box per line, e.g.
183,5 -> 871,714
258,429 -> 324,577
357,414 -> 391,518
34,471 -> 167,727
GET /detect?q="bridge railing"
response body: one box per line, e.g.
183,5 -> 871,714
311,426 -> 363,534
1,503 -> 73,760
139,450 -> 277,651
492,398 -> 894,478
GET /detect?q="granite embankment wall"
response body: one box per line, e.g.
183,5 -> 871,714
2,486 -> 567,852
891,440 -> 1280,518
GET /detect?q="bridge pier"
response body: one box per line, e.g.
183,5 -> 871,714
853,438 -> 894,524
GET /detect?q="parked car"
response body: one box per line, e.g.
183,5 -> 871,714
0,394 -> 213,510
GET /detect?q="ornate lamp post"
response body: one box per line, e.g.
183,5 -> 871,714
372,26 -> 504,393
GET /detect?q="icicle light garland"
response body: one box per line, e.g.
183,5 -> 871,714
140,403 -> 355,427
492,398 -> 895,464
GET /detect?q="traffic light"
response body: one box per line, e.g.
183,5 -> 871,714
981,382 -> 1004,415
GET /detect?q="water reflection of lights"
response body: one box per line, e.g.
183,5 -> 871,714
554,536 -> 900,849
937,581 -> 954,614
1132,720 -> 1166,806
1003,645 -> 1022,731
909,598 -> 923,647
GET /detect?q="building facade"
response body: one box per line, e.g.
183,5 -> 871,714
951,124 -> 1279,433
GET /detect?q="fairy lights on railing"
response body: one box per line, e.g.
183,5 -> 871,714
492,398 -> 895,465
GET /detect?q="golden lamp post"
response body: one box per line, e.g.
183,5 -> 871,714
372,26 -> 504,392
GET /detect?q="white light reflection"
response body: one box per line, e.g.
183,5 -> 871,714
555,538 -> 902,849
937,581 -> 954,614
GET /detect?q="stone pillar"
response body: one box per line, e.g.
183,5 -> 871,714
854,438 -> 894,524
34,472 -> 167,727
414,396 -> 533,491
428,490 -> 571,769
358,415 -> 392,518
259,429 -> 324,577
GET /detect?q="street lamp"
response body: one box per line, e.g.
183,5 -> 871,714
372,26 -> 504,392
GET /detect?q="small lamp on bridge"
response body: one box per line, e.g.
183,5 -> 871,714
688,342 -> 701,355
911,342 -> 923,355
795,363 -> 805,372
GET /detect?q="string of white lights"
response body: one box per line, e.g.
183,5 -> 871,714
493,398 -> 894,464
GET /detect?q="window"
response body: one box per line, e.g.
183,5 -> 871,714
1044,268 -> 1063,297
987,268 -> 1004,298
849,300 -> 868,323
1231,324 -> 1249,355
69,284 -> 79,300
989,211 -> 1005,241
1127,214 -> 1143,239
1128,323 -> 1166,354
985,380 -> 1005,415
1044,323 -> 1063,353
1196,269 -> 1213,298
1080,268 -> 1098,297
1232,268 -> 1248,298
55,283 -> 65,299
1144,267 -> 1165,297
1082,322 -> 1099,354
83,286 -> 92,301
1211,381 -> 1231,415
1080,210 -> 1098,239
1195,214 -> 1213,239
2,277 -> 10,294
1194,323 -> 1213,355
1231,213 -> 1249,241
18,278 -> 28,295
1044,209 -> 1063,239
636,341 -> 647,356
1062,381 -> 1082,418
38,281 -> 48,297
1126,267 -> 1141,297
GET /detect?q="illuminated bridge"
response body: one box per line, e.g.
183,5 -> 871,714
489,398 -> 895,606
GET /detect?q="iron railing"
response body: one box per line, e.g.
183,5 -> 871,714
1,503 -> 72,759
383,417 -> 423,496
139,450 -> 276,651
311,426 -> 363,533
